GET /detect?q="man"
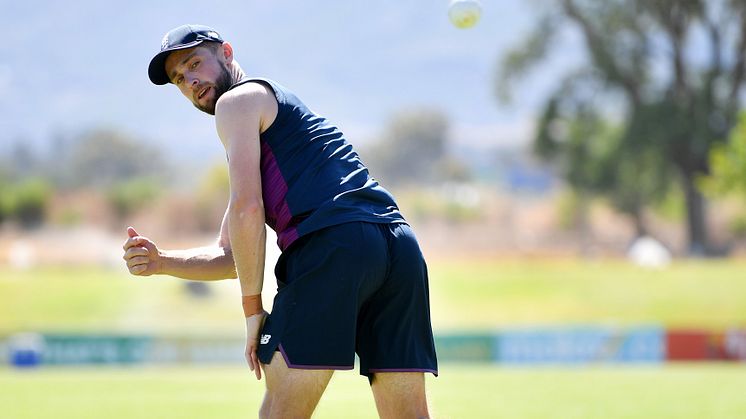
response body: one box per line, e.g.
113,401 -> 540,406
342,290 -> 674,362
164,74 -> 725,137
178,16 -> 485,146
122,24 -> 437,418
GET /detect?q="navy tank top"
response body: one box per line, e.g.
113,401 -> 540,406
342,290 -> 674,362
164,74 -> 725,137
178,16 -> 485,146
227,77 -> 406,251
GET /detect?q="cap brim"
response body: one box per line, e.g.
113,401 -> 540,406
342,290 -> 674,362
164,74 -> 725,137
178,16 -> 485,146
147,40 -> 205,85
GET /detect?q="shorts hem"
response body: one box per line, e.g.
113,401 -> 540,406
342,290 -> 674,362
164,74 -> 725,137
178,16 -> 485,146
278,344 -> 354,371
367,368 -> 439,377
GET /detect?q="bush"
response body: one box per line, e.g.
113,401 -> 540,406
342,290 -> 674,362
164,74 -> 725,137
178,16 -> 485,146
194,163 -> 229,232
8,178 -> 52,228
0,180 -> 10,225
729,214 -> 746,239
107,177 -> 161,221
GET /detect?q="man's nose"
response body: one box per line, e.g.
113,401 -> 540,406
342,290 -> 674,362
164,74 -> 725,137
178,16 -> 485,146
188,76 -> 200,88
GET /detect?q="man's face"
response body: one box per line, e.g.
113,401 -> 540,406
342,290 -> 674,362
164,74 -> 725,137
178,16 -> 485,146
164,44 -> 232,115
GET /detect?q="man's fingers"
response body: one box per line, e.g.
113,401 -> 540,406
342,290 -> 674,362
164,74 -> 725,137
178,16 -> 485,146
127,226 -> 139,238
244,313 -> 266,380
123,226 -> 143,250
123,247 -> 149,261
130,264 -> 147,275
122,227 -> 156,277
122,236 -> 145,251
127,256 -> 150,268
245,345 -> 261,380
251,350 -> 261,380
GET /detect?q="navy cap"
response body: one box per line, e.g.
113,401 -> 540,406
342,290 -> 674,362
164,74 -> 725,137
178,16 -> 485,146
148,24 -> 224,85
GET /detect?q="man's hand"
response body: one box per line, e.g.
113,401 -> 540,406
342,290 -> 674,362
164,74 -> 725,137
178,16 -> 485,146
122,226 -> 162,276
245,311 -> 268,380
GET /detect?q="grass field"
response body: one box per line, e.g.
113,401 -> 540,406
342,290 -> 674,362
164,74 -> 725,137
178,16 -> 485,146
429,258 -> 746,330
1,258 -> 746,334
2,364 -> 746,418
1,259 -> 746,418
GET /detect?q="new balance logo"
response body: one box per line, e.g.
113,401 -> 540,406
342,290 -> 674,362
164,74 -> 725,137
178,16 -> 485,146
260,334 -> 271,345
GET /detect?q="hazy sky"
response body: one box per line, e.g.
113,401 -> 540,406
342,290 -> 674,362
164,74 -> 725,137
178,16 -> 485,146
0,0 -> 581,165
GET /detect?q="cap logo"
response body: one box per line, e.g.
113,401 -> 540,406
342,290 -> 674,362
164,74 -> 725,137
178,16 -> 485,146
207,31 -> 219,39
161,34 -> 170,50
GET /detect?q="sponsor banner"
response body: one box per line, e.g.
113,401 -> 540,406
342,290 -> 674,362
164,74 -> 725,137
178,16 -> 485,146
434,334 -> 495,362
497,327 -> 664,364
665,330 -> 713,361
666,329 -> 746,361
42,335 -> 153,365
147,338 -> 245,364
4,335 -> 247,366
6,329 -> 743,366
724,329 -> 746,361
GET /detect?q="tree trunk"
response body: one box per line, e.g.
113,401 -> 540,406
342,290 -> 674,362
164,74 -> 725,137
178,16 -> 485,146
576,190 -> 594,257
632,208 -> 647,238
681,171 -> 709,255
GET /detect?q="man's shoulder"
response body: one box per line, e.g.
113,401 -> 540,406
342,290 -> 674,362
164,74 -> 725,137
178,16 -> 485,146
219,80 -> 273,105
215,80 -> 280,136
216,80 -> 277,117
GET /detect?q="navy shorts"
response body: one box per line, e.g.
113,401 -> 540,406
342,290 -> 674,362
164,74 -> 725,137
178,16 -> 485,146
257,221 -> 438,378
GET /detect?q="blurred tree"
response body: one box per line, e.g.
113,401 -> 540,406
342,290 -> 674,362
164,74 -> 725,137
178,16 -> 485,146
534,77 -> 673,237
702,112 -> 746,196
65,129 -> 167,188
106,177 -> 161,223
195,163 -> 230,232
8,177 -> 52,228
0,170 -> 11,225
498,0 -> 746,255
364,109 -> 453,186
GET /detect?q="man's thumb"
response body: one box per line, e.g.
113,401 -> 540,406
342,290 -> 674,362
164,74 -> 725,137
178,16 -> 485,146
127,226 -> 139,238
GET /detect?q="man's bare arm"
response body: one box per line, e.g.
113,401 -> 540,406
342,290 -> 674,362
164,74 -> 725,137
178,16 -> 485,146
216,82 -> 275,380
159,246 -> 236,280
123,219 -> 237,280
215,83 -> 270,297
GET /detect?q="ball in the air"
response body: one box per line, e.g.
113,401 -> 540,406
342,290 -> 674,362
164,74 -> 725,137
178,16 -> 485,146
449,0 -> 482,29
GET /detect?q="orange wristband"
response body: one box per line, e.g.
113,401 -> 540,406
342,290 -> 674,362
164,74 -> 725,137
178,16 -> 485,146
242,295 -> 263,317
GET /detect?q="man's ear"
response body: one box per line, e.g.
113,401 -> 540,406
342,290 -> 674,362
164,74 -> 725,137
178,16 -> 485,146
221,42 -> 234,64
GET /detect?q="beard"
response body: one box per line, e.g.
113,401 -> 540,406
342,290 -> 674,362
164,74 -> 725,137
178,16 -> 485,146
194,64 -> 233,115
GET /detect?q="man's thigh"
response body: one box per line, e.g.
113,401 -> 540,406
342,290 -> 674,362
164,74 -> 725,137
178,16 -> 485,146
370,372 -> 430,419
261,352 -> 334,419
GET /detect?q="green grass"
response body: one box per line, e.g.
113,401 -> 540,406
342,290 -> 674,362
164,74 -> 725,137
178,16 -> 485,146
2,261 -> 746,418
1,364 -> 745,418
427,258 -> 746,330
1,258 -> 746,335
0,266 -> 246,335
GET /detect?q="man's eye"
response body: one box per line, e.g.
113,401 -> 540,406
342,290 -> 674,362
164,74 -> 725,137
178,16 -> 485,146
176,76 -> 183,84
191,61 -> 199,69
